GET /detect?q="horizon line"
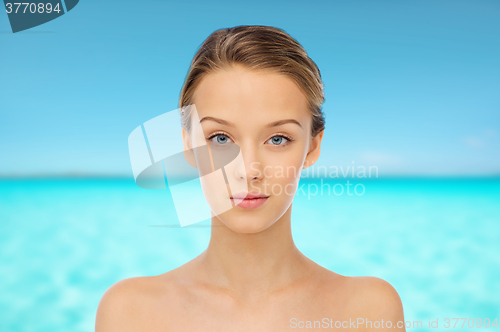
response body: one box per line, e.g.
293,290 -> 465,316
0,172 -> 499,180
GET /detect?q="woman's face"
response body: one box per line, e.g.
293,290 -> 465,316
183,65 -> 323,233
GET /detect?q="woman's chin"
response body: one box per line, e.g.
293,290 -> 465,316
210,195 -> 293,233
215,212 -> 277,234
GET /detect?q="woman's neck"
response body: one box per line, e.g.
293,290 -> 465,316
196,206 -> 313,300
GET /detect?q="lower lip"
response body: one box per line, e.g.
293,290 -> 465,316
231,197 -> 269,209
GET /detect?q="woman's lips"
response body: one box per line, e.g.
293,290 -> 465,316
230,191 -> 269,210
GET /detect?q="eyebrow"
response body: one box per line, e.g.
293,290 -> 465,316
199,116 -> 303,129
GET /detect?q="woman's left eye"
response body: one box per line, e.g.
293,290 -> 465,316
266,135 -> 290,146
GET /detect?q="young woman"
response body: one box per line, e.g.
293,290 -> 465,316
96,25 -> 405,331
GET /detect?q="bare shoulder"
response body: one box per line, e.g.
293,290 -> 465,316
346,276 -> 404,312
321,274 -> 405,330
95,275 -> 175,332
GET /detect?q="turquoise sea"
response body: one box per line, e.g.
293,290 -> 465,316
0,177 -> 499,331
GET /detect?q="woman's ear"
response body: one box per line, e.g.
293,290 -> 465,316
181,127 -> 198,169
303,130 -> 324,169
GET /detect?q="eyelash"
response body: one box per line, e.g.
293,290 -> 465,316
206,131 -> 294,147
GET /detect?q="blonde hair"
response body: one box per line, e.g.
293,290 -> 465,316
179,25 -> 325,137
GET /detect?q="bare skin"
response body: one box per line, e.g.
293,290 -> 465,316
96,65 -> 405,331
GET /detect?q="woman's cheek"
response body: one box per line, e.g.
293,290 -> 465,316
271,157 -> 303,189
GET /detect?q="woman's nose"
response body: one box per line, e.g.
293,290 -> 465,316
233,146 -> 264,182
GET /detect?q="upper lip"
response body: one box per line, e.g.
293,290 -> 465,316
230,191 -> 269,199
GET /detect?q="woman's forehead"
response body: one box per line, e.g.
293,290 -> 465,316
193,66 -> 309,118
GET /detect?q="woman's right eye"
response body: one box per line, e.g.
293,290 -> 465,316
209,134 -> 233,145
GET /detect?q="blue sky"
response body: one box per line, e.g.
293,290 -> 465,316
0,0 -> 499,177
